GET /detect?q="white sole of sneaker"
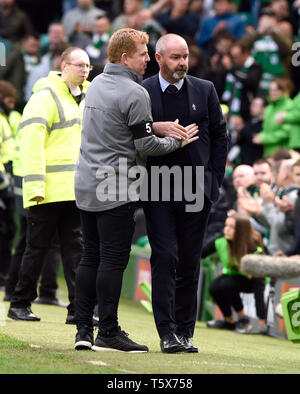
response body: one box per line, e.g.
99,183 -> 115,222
91,345 -> 148,353
75,341 -> 93,350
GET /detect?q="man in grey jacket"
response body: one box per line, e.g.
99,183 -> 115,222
74,28 -> 198,352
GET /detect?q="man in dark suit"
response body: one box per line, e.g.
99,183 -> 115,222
142,34 -> 228,354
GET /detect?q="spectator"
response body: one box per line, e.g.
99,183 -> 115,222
0,0 -> 34,43
25,42 -> 70,101
0,32 -> 40,110
230,164 -> 255,213
204,213 -> 266,333
270,0 -> 291,20
62,0 -> 106,48
276,88 -> 300,153
189,0 -> 208,15
187,44 -> 210,79
94,0 -> 119,20
271,147 -> 292,163
270,0 -> 294,38
221,40 -> 263,123
196,0 -> 246,54
270,0 -> 294,37
284,159 -> 300,256
40,22 -> 68,56
250,158 -> 275,243
0,80 -> 16,290
233,164 -> 255,192
205,30 -> 234,98
62,0 -> 77,14
134,8 -> 166,50
125,7 -> 164,78
241,9 -> 292,94
226,113 -> 245,165
154,0 -> 200,43
238,96 -> 267,165
252,158 -> 274,189
252,77 -> 293,157
111,0 -> 143,31
21,33 -> 41,81
238,159 -> 299,255
85,15 -> 112,69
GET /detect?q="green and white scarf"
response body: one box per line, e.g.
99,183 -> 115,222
222,56 -> 255,116
86,31 -> 112,59
251,35 -> 285,93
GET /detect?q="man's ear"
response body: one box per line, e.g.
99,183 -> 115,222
120,52 -> 128,66
61,61 -> 67,72
155,52 -> 161,64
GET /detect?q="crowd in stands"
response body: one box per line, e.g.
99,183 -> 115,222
1,0 -> 300,326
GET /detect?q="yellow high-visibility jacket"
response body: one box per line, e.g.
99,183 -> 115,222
0,112 -> 15,173
19,71 -> 89,208
9,110 -> 22,177
12,80 -> 47,178
9,110 -> 22,137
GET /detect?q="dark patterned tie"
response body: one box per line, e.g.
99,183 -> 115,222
165,85 -> 178,95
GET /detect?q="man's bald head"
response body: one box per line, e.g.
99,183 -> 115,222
156,34 -> 188,55
155,34 -> 189,84
233,165 -> 255,189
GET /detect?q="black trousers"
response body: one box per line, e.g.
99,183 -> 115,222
143,197 -> 211,339
5,214 -> 61,299
75,203 -> 136,332
0,196 -> 16,286
10,201 -> 82,313
209,274 -> 266,319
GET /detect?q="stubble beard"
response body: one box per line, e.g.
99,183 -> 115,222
162,63 -> 188,82
172,70 -> 187,80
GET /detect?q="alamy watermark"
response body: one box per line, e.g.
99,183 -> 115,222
292,42 -> 300,67
95,158 -> 205,213
0,42 -> 6,67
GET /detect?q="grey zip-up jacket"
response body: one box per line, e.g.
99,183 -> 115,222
75,63 -> 181,212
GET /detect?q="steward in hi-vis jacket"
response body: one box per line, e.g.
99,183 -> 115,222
8,47 -> 91,324
0,84 -> 16,289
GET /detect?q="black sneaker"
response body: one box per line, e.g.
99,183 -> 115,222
206,319 -> 235,330
92,327 -> 148,353
235,316 -> 252,334
75,326 -> 94,350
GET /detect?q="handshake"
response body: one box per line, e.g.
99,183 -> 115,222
153,119 -> 199,147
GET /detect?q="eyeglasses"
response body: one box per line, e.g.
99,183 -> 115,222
67,63 -> 93,71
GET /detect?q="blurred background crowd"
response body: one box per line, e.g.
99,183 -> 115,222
1,0 -> 300,298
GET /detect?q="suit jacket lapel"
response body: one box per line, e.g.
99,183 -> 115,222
147,74 -> 164,121
185,76 -> 197,121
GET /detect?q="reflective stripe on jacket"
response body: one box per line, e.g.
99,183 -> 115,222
0,112 -> 15,172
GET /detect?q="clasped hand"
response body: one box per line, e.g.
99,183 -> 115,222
153,119 -> 199,147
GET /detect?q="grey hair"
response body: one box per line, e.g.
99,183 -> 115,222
155,34 -> 187,54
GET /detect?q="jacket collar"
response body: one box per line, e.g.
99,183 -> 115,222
47,71 -> 90,94
103,63 -> 143,85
